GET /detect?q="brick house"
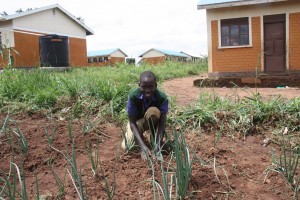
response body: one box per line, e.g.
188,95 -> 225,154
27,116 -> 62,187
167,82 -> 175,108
87,48 -> 128,66
0,4 -> 93,68
198,0 -> 300,77
139,48 -> 189,65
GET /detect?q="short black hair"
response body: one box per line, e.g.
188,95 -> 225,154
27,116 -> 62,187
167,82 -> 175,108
139,71 -> 157,83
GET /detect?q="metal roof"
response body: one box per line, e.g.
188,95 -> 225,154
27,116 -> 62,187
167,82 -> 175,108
140,48 -> 189,57
199,0 -> 241,4
88,48 -> 128,57
0,4 -> 94,35
198,0 -> 288,9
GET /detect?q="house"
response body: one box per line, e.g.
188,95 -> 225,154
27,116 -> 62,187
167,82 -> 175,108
139,48 -> 189,65
180,51 -> 202,62
0,4 -> 93,68
87,48 -> 128,66
198,0 -> 300,77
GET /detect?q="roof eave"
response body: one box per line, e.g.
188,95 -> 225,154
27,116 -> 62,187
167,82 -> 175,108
198,0 -> 288,10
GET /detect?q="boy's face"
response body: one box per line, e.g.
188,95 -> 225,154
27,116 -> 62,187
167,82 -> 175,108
139,77 -> 157,99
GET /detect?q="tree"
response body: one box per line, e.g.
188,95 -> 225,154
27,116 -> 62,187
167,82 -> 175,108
0,11 -> 8,16
76,17 -> 85,24
15,8 -> 23,13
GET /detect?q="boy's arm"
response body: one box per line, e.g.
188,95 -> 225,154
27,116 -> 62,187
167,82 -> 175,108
157,113 -> 166,144
128,115 -> 152,160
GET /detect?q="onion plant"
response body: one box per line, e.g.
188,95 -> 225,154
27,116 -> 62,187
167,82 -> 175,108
173,130 -> 192,199
87,137 -> 99,177
50,167 -> 66,199
44,112 -> 59,148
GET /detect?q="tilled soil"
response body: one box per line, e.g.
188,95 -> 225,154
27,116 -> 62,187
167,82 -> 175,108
0,76 -> 298,199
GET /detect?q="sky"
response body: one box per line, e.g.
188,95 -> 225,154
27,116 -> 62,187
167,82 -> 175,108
1,0 -> 208,59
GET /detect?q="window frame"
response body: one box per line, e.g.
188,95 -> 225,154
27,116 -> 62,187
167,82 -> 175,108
218,17 -> 252,49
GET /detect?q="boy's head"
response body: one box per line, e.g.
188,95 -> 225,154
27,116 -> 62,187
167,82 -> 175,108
139,71 -> 157,99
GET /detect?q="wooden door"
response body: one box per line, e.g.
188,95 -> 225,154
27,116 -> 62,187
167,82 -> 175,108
264,15 -> 286,73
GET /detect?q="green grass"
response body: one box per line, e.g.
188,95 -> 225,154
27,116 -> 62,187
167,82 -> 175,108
0,61 -> 207,119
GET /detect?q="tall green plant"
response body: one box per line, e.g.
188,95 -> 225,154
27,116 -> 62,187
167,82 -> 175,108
173,130 -> 192,199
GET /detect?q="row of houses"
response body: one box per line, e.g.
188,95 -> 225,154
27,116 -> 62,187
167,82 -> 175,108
1,1 -> 300,77
87,48 -> 202,66
0,4 -> 200,69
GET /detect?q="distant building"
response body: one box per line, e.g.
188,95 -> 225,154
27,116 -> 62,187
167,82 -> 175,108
0,4 -> 93,68
139,48 -> 189,65
87,48 -> 128,66
180,52 -> 202,62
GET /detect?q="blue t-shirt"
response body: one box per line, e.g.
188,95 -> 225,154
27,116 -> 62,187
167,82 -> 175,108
126,88 -> 168,118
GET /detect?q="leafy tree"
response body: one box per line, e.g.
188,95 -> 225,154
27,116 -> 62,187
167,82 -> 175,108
15,8 -> 23,13
0,11 -> 8,16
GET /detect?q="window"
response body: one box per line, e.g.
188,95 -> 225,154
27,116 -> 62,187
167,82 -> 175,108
104,57 -> 108,62
88,58 -> 92,63
93,57 -> 98,62
221,17 -> 249,47
99,57 -> 103,62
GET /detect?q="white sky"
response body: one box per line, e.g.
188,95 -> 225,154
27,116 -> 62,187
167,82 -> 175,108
1,0 -> 208,59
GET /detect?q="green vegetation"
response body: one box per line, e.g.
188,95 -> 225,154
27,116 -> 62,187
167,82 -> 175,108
0,60 -> 299,199
0,61 -> 206,119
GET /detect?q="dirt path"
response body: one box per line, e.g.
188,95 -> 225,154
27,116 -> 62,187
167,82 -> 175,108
162,75 -> 300,107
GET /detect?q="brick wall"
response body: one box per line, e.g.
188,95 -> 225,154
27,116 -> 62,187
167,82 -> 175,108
14,31 -> 40,67
87,57 -> 125,67
69,37 -> 88,67
143,56 -> 165,65
211,17 -> 261,73
289,12 -> 300,71
0,31 -> 88,68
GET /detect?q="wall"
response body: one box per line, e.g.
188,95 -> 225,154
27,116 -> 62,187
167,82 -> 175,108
87,57 -> 125,67
13,30 -> 40,67
111,50 -> 126,57
13,8 -> 86,39
211,17 -> 261,73
142,50 -> 165,58
5,31 -> 88,67
143,56 -> 165,65
69,37 -> 88,66
289,12 -> 300,71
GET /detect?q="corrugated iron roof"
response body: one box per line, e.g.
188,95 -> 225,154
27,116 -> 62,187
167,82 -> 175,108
199,0 -> 241,5
198,0 -> 288,9
88,48 -> 128,57
156,49 -> 189,57
1,4 -> 94,35
140,48 -> 189,57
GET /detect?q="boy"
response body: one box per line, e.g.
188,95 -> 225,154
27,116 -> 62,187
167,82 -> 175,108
121,71 -> 168,160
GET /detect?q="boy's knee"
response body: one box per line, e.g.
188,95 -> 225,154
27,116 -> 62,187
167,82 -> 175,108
145,107 -> 161,120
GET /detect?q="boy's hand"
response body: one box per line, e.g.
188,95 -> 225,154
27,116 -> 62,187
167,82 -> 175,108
140,146 -> 152,161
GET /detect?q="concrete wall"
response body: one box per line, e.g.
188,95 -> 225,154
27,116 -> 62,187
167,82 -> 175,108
142,50 -> 165,58
111,50 -> 126,57
13,8 -> 86,39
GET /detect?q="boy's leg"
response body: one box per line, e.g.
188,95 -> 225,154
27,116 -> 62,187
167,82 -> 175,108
143,107 -> 161,143
121,107 -> 161,150
121,119 -> 145,150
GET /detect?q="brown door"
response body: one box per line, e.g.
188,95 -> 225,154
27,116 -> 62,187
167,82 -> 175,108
264,15 -> 286,73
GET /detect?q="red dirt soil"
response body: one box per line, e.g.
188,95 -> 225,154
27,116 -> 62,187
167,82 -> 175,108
0,76 -> 298,199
